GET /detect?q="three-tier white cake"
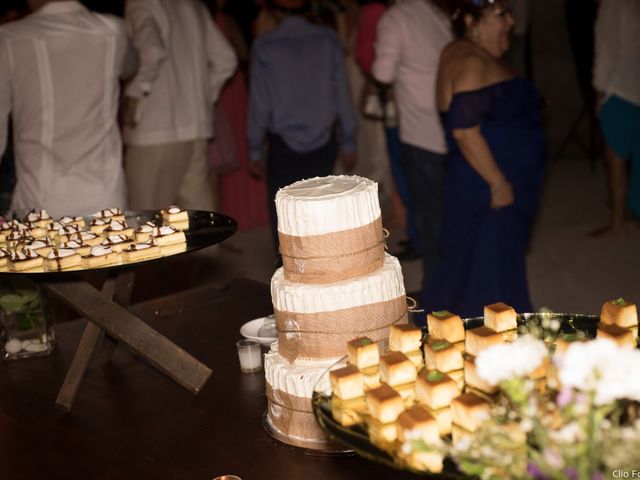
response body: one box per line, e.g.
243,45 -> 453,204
264,176 -> 408,449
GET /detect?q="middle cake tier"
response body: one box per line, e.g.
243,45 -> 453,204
272,253 -> 407,362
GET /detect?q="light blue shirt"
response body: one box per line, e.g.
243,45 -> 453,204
247,16 -> 357,161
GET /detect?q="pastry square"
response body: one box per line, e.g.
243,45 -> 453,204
135,222 -> 158,243
59,239 -> 91,256
152,225 -> 186,246
465,326 -> 504,357
102,220 -> 134,239
6,230 -> 32,248
427,310 -> 465,343
55,224 -> 84,244
93,208 -> 125,223
45,248 -> 81,271
451,392 -> 491,432
393,381 -> 416,405
484,302 -> 518,332
451,423 -> 474,447
448,369 -> 465,390
415,370 -> 460,410
0,248 -> 10,271
24,222 -> 46,239
365,417 -> 398,444
46,221 -> 65,239
20,237 -> 54,257
23,209 -> 52,228
101,234 -> 134,253
9,249 -> 44,271
366,384 -> 405,423
596,322 -> 636,348
424,405 -> 452,436
396,405 -> 440,444
389,324 -> 423,353
80,245 -> 121,268
69,231 -> 103,246
330,365 -> 364,400
401,450 -> 444,474
600,299 -> 638,328
89,217 -> 110,234
464,356 -> 498,395
405,349 -> 424,370
58,215 -> 85,229
347,337 -> 379,370
360,366 -> 381,390
161,205 -> 189,224
424,338 -> 463,373
122,242 -> 161,262
380,351 -> 417,386
331,396 -> 367,427
159,241 -> 187,256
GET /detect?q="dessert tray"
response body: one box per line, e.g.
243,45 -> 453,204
311,313 -> 601,478
0,210 -> 237,276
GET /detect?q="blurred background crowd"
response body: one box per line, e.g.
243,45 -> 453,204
0,0 -> 638,316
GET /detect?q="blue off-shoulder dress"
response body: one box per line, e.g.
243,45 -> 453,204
423,77 -> 546,318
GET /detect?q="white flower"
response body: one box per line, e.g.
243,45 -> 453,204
555,339 -> 640,406
476,335 -> 548,385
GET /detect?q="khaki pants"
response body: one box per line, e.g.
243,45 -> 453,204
125,139 -> 216,211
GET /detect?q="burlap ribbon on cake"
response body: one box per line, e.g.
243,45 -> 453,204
275,295 -> 408,362
266,384 -> 328,445
278,217 -> 385,284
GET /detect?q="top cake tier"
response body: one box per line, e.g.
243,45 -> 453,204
275,176 -> 384,284
276,175 -> 381,237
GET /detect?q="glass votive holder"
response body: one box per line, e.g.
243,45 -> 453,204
236,339 -> 262,374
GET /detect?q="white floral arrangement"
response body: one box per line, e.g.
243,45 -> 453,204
449,334 -> 640,480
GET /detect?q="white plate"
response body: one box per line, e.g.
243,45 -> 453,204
240,316 -> 277,346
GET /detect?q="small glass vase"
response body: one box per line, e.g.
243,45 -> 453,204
0,287 -> 55,360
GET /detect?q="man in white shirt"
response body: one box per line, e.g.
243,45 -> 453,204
0,0 -> 137,217
372,0 -> 452,290
123,0 -> 237,211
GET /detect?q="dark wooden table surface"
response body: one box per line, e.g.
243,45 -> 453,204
0,277 -> 423,480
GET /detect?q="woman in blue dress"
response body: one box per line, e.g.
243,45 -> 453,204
423,0 -> 545,318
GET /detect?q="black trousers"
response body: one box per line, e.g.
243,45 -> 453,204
266,133 -> 337,253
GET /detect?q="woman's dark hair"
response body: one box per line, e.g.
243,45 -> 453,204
448,0 -> 505,38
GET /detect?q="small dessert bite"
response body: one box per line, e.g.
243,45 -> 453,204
464,356 -> 498,396
451,392 -> 491,433
101,234 -> 134,253
397,406 -> 443,473
600,298 -> 638,329
80,245 -> 120,268
89,217 -> 110,234
122,241 -> 161,262
424,339 -> 464,373
45,247 -> 81,271
151,225 -> 187,255
427,310 -> 465,343
360,366 -> 381,390
448,369 -> 465,390
465,326 -> 504,357
93,208 -> 125,223
366,417 -> 399,444
331,396 -> 367,427
161,205 -> 189,228
405,349 -> 424,370
23,209 -> 52,228
425,405 -> 453,436
394,381 -> 417,405
366,384 -> 405,423
23,221 -> 46,239
102,220 -> 134,239
6,229 -> 33,248
484,302 -> 518,332
54,224 -> 84,244
69,230 -> 103,246
9,249 -> 44,271
135,221 -> 157,243
596,322 -> 637,348
347,337 -> 379,370
0,247 -> 10,271
389,324 -> 423,353
19,237 -> 54,257
46,221 -> 65,240
415,370 -> 460,410
329,365 -> 365,400
59,239 -> 91,256
58,215 -> 85,229
380,351 -> 417,387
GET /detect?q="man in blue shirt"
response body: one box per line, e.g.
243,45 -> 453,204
248,0 -> 358,250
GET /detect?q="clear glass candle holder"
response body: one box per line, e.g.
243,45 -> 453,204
236,339 -> 262,373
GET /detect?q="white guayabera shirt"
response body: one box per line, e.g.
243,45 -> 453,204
0,1 -> 137,217
123,0 -> 237,146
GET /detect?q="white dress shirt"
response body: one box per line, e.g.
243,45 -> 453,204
593,0 -> 640,106
372,0 -> 452,154
0,1 -> 137,217
124,0 -> 237,146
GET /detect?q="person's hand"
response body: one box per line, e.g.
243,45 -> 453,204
490,179 -> 514,209
341,151 -> 357,172
121,96 -> 138,129
250,159 -> 266,179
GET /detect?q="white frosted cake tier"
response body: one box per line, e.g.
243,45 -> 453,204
264,344 -> 336,398
275,175 -> 381,237
271,253 -> 405,314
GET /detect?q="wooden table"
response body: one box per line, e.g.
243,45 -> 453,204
0,278 -> 422,480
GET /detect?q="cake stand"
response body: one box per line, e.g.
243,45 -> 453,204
1,210 -> 237,411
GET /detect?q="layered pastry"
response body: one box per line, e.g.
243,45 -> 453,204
161,205 -> 189,230
329,365 -> 364,400
46,221 -> 65,239
331,396 -> 367,427
271,253 -> 407,362
6,229 -> 32,248
151,225 -> 186,255
405,349 -> 425,370
69,230 -> 102,246
397,406 -> 443,473
135,222 -> 157,243
23,209 -> 52,228
93,208 -> 125,223
389,324 -> 422,353
484,302 -> 518,332
59,239 -> 91,256
451,392 -> 491,433
600,298 -> 638,329
8,249 -> 44,271
23,221 -> 46,239
275,175 -> 384,284
465,326 -> 504,357
424,339 -> 463,373
58,215 -> 85,229
596,322 -> 636,348
19,237 -> 54,257
89,217 -> 110,234
55,224 -> 84,244
45,247 -> 81,271
379,352 -> 417,387
0,247 -> 10,271
101,234 -> 134,253
347,337 -> 379,370
366,416 -> 399,444
122,241 -> 161,262
464,356 -> 498,396
427,311 -> 465,343
80,245 -> 120,268
103,220 -> 134,239
415,370 -> 460,410
366,384 -> 405,423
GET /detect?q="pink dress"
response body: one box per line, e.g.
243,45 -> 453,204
212,14 -> 269,231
